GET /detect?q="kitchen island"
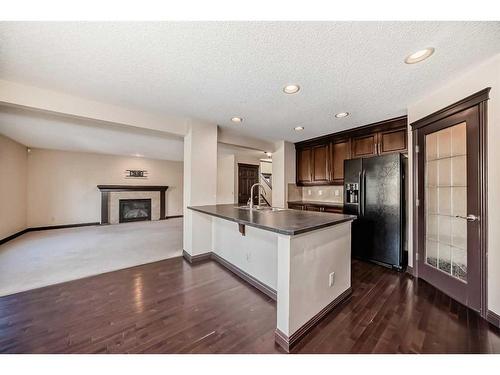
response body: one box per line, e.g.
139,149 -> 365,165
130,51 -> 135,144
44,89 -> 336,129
186,204 -> 356,351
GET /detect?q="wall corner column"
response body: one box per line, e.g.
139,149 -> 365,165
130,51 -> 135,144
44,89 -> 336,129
183,120 -> 218,260
272,141 -> 296,208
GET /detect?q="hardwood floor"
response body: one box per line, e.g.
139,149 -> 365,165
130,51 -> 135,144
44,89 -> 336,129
0,257 -> 499,353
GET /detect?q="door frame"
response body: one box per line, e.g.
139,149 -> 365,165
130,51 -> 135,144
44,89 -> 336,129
410,88 -> 489,317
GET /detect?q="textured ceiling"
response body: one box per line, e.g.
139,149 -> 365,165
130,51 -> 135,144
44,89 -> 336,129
1,21 -> 499,143
0,106 -> 184,161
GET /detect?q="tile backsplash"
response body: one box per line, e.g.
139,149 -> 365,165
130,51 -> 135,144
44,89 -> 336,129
288,183 -> 344,204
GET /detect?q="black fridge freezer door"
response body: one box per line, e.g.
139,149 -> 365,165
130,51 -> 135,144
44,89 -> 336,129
361,153 -> 402,268
343,158 -> 363,259
343,158 -> 362,215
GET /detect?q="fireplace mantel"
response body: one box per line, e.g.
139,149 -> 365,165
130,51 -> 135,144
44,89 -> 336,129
97,185 -> 168,192
97,185 -> 169,224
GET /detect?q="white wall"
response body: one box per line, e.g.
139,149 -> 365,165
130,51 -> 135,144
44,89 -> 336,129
217,152 -> 236,204
272,141 -> 296,208
183,120 -> 218,256
213,217 -> 278,289
260,160 -> 272,174
277,222 -> 351,336
407,53 -> 500,315
26,148 -> 183,227
260,161 -> 273,206
0,134 -> 27,239
217,145 -> 263,205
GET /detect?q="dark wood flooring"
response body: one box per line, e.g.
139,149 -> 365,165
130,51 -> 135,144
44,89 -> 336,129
1,257 -> 499,353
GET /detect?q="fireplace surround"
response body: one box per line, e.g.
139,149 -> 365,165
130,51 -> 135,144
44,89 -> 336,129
97,185 -> 168,224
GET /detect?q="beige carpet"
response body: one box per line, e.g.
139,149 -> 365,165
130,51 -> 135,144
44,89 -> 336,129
0,219 -> 183,297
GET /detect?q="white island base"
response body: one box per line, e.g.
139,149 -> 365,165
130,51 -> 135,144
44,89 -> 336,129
184,209 -> 353,352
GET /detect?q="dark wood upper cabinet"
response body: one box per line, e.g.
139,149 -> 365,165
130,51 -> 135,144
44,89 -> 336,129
351,134 -> 377,159
379,128 -> 407,154
295,116 -> 408,186
296,147 -> 312,184
312,144 -> 330,183
331,139 -> 350,184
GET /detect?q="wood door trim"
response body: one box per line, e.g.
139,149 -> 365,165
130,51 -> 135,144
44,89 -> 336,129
411,89 -> 489,318
410,88 -> 491,130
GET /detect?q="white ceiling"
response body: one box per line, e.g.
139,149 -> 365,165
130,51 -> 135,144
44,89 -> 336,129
0,106 -> 184,161
1,22 -> 499,143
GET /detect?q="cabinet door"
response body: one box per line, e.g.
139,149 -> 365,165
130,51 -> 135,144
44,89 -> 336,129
305,205 -> 321,212
378,128 -> 407,154
296,147 -> 312,184
351,133 -> 377,158
322,206 -> 343,214
331,139 -> 351,184
312,144 -> 330,183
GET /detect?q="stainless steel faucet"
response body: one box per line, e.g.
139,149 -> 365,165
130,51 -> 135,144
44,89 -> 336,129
249,183 -> 265,210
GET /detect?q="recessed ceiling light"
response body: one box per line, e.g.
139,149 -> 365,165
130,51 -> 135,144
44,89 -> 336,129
231,117 -> 243,123
133,153 -> 144,157
283,84 -> 300,94
266,152 -> 272,157
405,48 -> 435,64
294,126 -> 304,131
335,112 -> 349,118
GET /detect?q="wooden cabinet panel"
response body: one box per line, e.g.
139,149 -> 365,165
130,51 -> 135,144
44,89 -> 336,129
331,139 -> 350,184
379,128 -> 407,154
305,205 -> 321,212
295,116 -> 408,186
288,202 -> 344,213
296,147 -> 312,184
322,206 -> 344,214
312,144 -> 330,183
351,134 -> 377,158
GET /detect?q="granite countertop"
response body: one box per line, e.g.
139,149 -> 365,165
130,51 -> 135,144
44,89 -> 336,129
287,200 -> 344,208
188,204 -> 355,236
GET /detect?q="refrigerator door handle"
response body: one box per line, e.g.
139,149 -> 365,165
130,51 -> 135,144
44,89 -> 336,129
361,169 -> 366,216
357,171 -> 362,216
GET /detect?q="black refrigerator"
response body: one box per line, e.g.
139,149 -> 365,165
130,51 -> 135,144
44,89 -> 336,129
344,153 -> 407,270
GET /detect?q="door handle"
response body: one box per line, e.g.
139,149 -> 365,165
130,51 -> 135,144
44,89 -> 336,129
361,169 -> 366,216
357,171 -> 361,216
455,214 -> 480,222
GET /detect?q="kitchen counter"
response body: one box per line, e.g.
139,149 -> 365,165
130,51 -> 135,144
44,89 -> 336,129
186,203 -> 354,351
188,204 -> 354,235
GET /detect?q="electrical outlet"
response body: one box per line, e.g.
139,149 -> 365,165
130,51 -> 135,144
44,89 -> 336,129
319,190 -> 323,196
334,189 -> 340,197
329,272 -> 335,287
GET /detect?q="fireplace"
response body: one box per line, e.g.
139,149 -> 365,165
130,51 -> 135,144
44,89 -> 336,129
119,199 -> 152,223
97,185 -> 168,224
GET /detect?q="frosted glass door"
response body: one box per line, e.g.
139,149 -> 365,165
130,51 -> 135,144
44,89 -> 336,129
424,122 -> 467,282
